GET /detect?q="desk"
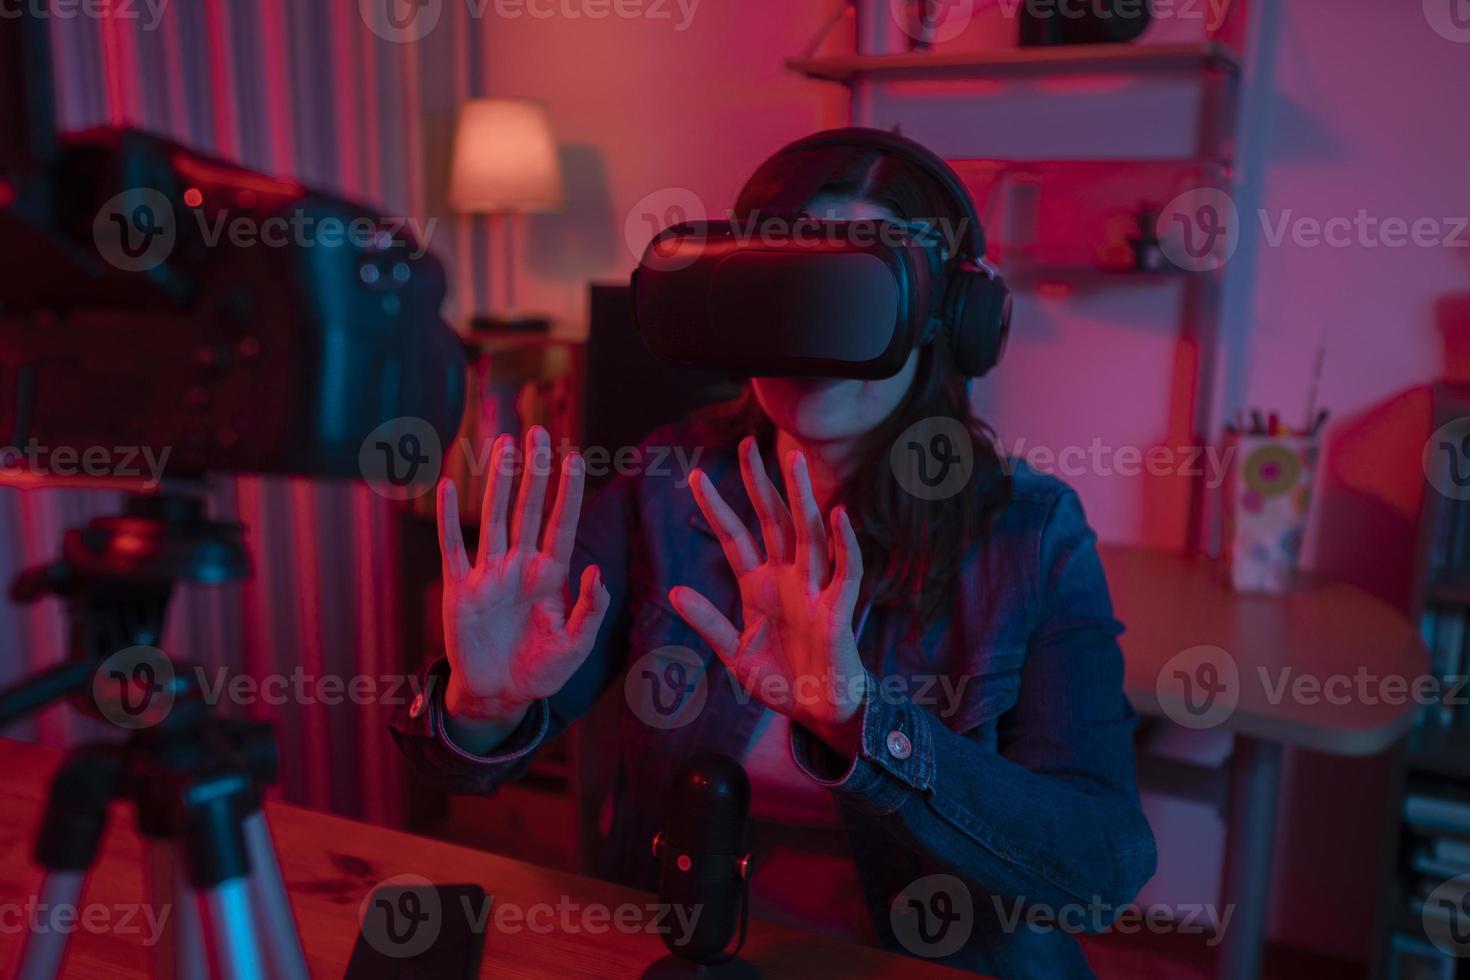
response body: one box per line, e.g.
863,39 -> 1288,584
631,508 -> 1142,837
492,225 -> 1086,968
1102,545 -> 1429,980
0,740 -> 966,979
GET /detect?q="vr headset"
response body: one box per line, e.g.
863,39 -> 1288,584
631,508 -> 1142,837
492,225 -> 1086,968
631,128 -> 1010,379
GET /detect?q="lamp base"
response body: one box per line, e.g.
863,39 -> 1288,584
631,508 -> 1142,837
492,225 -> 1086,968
469,313 -> 551,334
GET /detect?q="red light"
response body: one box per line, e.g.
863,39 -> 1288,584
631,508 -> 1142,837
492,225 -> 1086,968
184,188 -> 204,208
0,179 -> 13,209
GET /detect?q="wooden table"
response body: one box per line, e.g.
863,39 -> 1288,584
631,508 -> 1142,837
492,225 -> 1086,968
1104,545 -> 1428,755
1101,545 -> 1429,980
0,739 -> 964,979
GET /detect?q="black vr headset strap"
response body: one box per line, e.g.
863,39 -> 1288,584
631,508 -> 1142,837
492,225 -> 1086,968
739,144 -> 861,219
744,147 -> 957,347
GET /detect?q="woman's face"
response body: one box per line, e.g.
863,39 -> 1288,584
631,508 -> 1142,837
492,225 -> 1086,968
750,196 -> 920,446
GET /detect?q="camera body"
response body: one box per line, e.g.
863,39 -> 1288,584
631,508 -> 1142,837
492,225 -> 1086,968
0,128 -> 465,480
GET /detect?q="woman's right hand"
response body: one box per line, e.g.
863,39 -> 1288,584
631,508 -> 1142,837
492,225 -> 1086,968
435,426 -> 610,744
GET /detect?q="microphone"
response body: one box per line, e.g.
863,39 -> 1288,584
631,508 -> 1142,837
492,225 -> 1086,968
651,753 -> 751,965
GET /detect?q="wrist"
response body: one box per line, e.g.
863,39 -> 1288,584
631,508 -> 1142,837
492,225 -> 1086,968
808,712 -> 863,761
804,670 -> 868,759
443,674 -> 532,728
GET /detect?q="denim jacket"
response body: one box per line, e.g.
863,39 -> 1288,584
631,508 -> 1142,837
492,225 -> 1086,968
390,423 -> 1157,978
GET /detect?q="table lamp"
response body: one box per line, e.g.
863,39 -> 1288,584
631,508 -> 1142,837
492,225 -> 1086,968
448,97 -> 564,333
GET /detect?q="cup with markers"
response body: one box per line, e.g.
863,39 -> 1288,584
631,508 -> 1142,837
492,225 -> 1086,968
1222,408 -> 1328,593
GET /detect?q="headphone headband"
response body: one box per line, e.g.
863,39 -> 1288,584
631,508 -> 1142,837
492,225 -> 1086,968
736,127 -> 986,259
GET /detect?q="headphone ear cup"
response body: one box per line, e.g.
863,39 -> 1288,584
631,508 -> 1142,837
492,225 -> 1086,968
945,271 -> 1012,377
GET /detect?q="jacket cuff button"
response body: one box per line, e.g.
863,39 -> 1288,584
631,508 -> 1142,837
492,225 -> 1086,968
885,731 -> 912,760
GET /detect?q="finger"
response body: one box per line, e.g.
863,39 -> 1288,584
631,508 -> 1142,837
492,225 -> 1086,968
782,450 -> 827,591
511,426 -> 552,551
476,433 -> 515,563
668,586 -> 740,661
565,564 -> 611,653
542,452 -> 586,567
437,479 -> 470,583
738,436 -> 793,563
825,505 -> 863,615
691,469 -> 763,577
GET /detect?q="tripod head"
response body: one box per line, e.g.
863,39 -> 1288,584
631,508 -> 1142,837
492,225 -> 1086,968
0,487 -> 247,730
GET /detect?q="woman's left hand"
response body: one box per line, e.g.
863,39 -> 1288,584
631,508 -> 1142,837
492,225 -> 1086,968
669,436 -> 867,759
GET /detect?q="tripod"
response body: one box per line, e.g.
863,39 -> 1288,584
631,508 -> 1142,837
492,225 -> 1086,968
0,491 -> 308,979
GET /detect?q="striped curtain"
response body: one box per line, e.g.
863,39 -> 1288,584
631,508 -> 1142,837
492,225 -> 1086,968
0,0 -> 495,825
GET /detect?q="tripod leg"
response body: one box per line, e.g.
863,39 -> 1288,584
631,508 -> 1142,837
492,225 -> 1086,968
198,879 -> 267,980
13,871 -> 85,980
16,747 -> 119,980
144,839 -> 206,980
241,810 -> 309,980
176,769 -> 280,980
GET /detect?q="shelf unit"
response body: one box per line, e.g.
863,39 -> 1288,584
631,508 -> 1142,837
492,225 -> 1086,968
1371,382 -> 1470,979
1004,264 -> 1189,296
945,156 -> 1232,299
789,8 -> 1256,554
787,40 -> 1242,83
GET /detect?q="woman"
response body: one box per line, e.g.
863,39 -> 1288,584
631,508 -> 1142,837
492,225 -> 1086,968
392,132 -> 1156,977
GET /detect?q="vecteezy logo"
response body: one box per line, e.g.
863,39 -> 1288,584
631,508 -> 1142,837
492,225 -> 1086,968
910,434 -> 961,486
1423,873 -> 1470,957
359,0 -> 443,43
1156,645 -> 1239,729
623,188 -> 707,272
1423,418 -> 1470,501
92,646 -> 176,730
358,416 -> 443,501
625,645 -> 708,730
891,0 -> 975,45
889,416 -> 975,501
93,189 -> 177,272
646,663 -> 692,714
890,874 -> 973,958
358,874 -> 442,959
1157,187 -> 1240,272
1425,0 -> 1470,42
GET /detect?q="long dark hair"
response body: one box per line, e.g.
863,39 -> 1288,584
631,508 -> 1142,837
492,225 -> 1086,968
700,146 -> 1013,630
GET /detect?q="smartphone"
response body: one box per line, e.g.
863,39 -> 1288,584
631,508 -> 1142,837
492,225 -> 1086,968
344,882 -> 488,979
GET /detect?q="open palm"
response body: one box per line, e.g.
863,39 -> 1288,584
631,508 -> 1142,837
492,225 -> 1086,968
670,437 -> 867,739
437,427 -> 608,721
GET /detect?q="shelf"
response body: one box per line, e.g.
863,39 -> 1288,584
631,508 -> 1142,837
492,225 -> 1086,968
787,41 -> 1242,85
1005,264 -> 1190,294
1427,574 -> 1470,607
1389,909 -> 1429,944
1406,722 -> 1470,781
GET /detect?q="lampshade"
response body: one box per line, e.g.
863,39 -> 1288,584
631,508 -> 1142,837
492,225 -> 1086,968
448,98 -> 565,214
